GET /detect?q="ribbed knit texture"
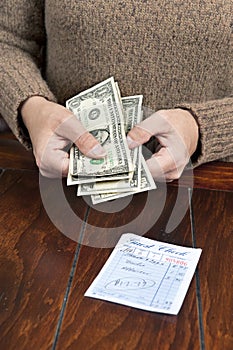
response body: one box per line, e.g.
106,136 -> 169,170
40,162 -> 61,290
0,0 -> 233,165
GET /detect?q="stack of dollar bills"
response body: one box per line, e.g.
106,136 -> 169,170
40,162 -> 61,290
66,77 -> 156,204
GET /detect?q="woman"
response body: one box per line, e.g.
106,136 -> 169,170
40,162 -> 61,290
1,1 -> 232,179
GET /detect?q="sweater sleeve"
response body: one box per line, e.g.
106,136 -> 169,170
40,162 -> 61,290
0,0 -> 56,148
177,96 -> 233,167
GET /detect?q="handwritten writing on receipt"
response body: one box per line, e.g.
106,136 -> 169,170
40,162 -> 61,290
85,233 -> 202,315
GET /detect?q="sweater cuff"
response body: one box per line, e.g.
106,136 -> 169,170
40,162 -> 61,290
1,57 -> 57,148
17,93 -> 57,149
176,97 -> 233,167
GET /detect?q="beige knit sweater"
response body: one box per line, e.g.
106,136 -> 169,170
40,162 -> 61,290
1,0 -> 233,166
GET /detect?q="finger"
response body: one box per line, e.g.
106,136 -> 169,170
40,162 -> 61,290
137,111 -> 174,136
146,148 -> 184,181
127,125 -> 152,149
55,114 -> 87,140
126,111 -> 169,149
39,149 -> 70,178
75,131 -> 107,158
55,114 -> 106,158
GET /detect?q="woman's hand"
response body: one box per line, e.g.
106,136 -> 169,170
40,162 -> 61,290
127,108 -> 199,181
21,96 -> 106,178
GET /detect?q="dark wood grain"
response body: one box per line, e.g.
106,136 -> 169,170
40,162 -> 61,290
0,170 -> 87,350
74,184 -> 193,248
192,188 -> 233,350
171,162 -> 233,191
56,186 -> 200,350
0,137 -> 36,171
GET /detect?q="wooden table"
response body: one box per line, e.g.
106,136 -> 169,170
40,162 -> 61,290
0,133 -> 232,350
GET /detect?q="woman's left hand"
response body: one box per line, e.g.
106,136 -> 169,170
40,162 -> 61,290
127,108 -> 199,181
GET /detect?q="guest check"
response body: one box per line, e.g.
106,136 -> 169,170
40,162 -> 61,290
85,233 -> 202,315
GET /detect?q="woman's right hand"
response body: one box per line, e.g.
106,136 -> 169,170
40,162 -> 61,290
21,96 -> 106,178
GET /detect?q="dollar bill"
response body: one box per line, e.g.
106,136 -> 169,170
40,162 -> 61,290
67,94 -> 143,186
91,156 -> 156,204
67,147 -> 131,185
121,95 -> 143,166
77,147 -> 142,196
75,95 -> 143,194
66,77 -> 133,177
67,172 -> 130,186
122,95 -> 143,134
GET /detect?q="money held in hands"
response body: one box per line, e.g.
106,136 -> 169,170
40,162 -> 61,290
66,77 -> 156,204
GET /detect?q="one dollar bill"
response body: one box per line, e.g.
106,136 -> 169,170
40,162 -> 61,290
66,77 -> 133,177
91,157 -> 156,204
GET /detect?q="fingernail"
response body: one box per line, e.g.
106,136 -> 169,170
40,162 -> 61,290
126,135 -> 140,149
87,144 -> 107,158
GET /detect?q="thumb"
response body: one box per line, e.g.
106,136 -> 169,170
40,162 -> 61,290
127,125 -> 152,149
55,114 -> 106,158
75,131 -> 107,158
